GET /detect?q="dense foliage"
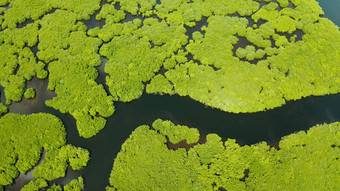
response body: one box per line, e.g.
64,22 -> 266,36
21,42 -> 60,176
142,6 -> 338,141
33,145 -> 90,181
1,0 -> 339,190
0,0 -> 339,137
0,93 -> 6,116
21,179 -> 48,191
39,9 -> 115,138
63,177 -> 85,191
0,113 -> 89,190
21,176 -> 85,191
98,18 -> 188,102
107,119 -> 340,190
146,0 -> 340,113
0,21 -> 46,104
1,0 -> 114,138
95,0 -> 340,113
23,87 -> 35,99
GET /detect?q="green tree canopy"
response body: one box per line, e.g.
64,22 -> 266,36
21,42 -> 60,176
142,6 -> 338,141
107,119 -> 340,190
1,0 -> 339,138
0,113 -> 89,189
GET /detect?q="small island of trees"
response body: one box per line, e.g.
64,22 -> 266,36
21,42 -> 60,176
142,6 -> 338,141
107,119 -> 340,190
0,0 -> 339,190
0,113 -> 89,190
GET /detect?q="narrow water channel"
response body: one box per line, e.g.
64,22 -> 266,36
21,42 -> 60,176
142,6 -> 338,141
2,0 -> 339,190
3,77 -> 340,190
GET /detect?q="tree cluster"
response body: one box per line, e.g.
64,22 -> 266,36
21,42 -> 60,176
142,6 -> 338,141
95,0 -> 340,114
107,119 -> 340,190
0,113 -> 89,190
0,0 -> 339,139
21,176 -> 85,191
38,9 -> 115,138
0,93 -> 7,116
153,0 -> 340,113
1,0 -> 115,138
0,22 -> 46,104
98,17 -> 188,102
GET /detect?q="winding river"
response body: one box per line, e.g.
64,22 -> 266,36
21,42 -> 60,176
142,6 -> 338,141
2,0 -> 340,190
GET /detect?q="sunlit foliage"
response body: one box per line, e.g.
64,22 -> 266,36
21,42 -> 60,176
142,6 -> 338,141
0,0 -> 339,137
0,1 -> 339,190
106,123 -> 207,190
0,22 -> 46,104
1,0 -> 101,29
24,87 -> 35,99
0,0 -> 114,138
63,176 -> 85,191
33,145 -> 89,181
99,0 -> 340,113
99,18 -> 187,102
38,9 -> 115,138
0,102 -> 6,116
21,176 -> 85,191
107,119 -> 340,190
146,74 -> 175,95
46,184 -> 63,191
21,179 -> 48,191
0,113 -> 89,189
156,1 -> 340,113
152,119 -> 200,144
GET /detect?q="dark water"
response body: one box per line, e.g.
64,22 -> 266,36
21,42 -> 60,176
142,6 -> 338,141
2,1 -> 340,190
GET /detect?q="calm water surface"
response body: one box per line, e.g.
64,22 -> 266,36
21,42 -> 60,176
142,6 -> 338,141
2,1 -> 340,190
